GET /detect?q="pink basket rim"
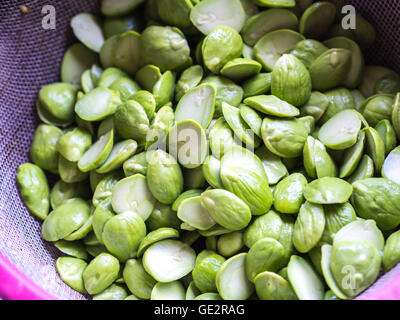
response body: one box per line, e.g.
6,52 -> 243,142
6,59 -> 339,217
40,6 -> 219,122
1,244 -> 400,300
0,251 -> 56,300
357,271 -> 400,300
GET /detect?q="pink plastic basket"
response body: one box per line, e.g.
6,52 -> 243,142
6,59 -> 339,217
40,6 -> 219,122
0,0 -> 399,300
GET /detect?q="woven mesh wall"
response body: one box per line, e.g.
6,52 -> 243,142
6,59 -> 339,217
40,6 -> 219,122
0,0 -> 101,300
0,0 -> 399,300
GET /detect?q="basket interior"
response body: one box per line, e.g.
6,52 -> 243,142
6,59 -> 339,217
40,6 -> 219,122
0,0 -> 399,300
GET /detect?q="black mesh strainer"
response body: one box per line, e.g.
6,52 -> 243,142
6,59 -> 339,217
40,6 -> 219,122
0,0 -> 399,300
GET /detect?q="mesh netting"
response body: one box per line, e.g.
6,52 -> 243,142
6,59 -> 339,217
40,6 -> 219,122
0,0 -> 399,300
0,0 -> 101,300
